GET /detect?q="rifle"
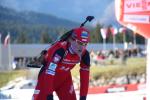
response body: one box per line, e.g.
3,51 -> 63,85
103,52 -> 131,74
27,16 -> 94,68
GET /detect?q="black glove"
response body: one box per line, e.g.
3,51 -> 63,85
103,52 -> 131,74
47,94 -> 53,100
80,96 -> 86,100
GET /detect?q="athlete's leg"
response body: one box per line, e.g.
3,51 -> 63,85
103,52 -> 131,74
55,72 -> 76,100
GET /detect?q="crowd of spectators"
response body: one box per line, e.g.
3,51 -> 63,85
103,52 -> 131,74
90,47 -> 146,66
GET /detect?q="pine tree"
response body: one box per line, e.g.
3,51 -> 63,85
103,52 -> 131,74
90,23 -> 103,43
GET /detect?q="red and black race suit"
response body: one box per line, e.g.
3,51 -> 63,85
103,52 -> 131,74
33,41 -> 90,100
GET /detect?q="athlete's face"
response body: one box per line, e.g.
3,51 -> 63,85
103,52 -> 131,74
70,38 -> 87,56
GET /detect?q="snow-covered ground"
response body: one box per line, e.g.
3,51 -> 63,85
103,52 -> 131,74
0,78 -> 146,100
0,90 -> 145,100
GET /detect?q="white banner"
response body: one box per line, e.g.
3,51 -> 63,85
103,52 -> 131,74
124,14 -> 150,23
124,0 -> 150,13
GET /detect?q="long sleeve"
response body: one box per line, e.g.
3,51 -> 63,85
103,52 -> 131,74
80,66 -> 90,96
79,50 -> 90,97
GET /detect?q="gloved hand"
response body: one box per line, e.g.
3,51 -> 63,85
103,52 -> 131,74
80,96 -> 86,100
47,94 -> 53,100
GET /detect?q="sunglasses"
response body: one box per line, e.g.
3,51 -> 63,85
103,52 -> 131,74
75,39 -> 87,46
71,37 -> 88,46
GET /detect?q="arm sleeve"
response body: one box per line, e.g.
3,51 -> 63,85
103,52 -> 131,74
79,50 -> 90,96
43,47 -> 65,95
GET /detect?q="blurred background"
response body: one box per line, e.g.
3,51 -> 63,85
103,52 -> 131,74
0,0 -> 146,100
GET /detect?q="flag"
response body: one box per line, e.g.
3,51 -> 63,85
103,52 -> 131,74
119,27 -> 126,33
110,27 -> 118,36
4,34 -> 10,47
100,28 -> 108,39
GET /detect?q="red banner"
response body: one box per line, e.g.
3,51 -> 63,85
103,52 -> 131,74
115,0 -> 150,38
88,83 -> 145,94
